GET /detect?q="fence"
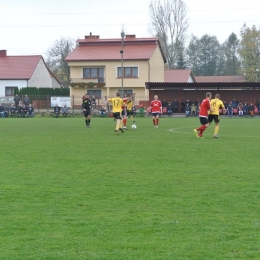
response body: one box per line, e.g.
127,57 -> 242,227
14,95 -> 150,113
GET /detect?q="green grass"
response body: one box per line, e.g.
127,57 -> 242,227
0,116 -> 260,259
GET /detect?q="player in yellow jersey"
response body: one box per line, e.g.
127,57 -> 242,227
126,95 -> 136,125
208,94 -> 226,138
108,92 -> 125,135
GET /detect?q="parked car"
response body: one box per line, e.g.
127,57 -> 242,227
0,96 -> 15,106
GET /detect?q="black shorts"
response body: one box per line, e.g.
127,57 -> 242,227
83,109 -> 91,117
199,116 -> 209,125
208,114 -> 219,123
127,110 -> 133,116
113,112 -> 121,120
152,112 -> 160,117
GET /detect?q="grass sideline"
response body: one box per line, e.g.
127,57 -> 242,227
0,117 -> 260,259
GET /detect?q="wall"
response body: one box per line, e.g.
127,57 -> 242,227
148,46 -> 165,82
28,58 -> 52,88
0,79 -> 27,96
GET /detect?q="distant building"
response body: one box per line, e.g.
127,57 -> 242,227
164,69 -> 196,83
65,33 -> 166,105
0,50 -> 61,96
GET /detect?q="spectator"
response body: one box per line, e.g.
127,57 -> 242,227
27,104 -> 34,118
167,102 -> 173,116
172,99 -> 179,113
162,98 -> 167,108
4,106 -> 9,117
99,106 -> 106,117
196,100 -> 200,116
17,104 -> 24,118
13,94 -> 21,108
24,95 -> 30,106
61,105 -> 69,117
185,103 -> 190,117
237,102 -> 243,117
243,102 -> 249,117
223,100 -> 228,108
181,100 -> 185,113
0,103 -> 4,117
227,101 -> 233,117
190,103 -> 197,117
54,104 -> 60,118
10,104 -> 16,117
231,99 -> 237,109
248,103 -> 254,117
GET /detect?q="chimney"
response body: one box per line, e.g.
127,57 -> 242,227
0,50 -> 7,57
125,35 -> 136,38
85,32 -> 100,39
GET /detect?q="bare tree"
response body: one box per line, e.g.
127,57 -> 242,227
46,37 -> 76,88
149,0 -> 189,69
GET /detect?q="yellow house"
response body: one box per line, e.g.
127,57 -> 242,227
65,33 -> 166,107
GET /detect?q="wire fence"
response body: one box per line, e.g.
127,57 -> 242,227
12,95 -> 150,113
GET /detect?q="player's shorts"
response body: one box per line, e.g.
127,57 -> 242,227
83,109 -> 91,117
127,110 -> 133,117
113,112 -> 121,120
208,114 -> 219,123
152,112 -> 160,117
199,116 -> 209,125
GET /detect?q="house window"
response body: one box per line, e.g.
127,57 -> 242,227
83,68 -> 104,82
86,90 -> 101,99
118,67 -> 138,78
5,87 -> 17,96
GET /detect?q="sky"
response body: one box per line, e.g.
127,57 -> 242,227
1,0 -> 260,57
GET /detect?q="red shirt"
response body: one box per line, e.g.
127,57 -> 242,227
151,100 -> 162,113
199,98 -> 210,117
122,98 -> 128,109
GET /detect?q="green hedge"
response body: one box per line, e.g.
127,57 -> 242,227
14,87 -> 69,96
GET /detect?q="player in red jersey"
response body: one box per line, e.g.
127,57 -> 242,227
194,92 -> 212,138
149,95 -> 162,128
122,95 -> 130,130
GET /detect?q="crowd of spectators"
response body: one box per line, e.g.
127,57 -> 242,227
160,98 -> 260,117
225,99 -> 259,117
0,102 -> 34,118
161,98 -> 201,116
0,94 -> 70,118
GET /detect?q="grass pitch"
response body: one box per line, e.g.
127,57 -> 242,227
0,116 -> 260,259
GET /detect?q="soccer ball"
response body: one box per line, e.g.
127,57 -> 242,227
131,124 -> 137,129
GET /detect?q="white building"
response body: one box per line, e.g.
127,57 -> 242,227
0,50 -> 61,96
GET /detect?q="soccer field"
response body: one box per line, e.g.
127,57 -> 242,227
1,117 -> 260,259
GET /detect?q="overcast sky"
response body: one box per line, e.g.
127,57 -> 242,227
1,0 -> 260,57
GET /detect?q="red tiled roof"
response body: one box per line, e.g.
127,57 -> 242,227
0,55 -> 42,79
195,75 -> 245,82
66,44 -> 158,61
164,69 -> 195,83
66,36 -> 166,62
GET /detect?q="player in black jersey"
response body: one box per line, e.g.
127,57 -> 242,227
82,94 -> 92,128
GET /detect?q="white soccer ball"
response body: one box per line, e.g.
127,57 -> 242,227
131,124 -> 137,129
